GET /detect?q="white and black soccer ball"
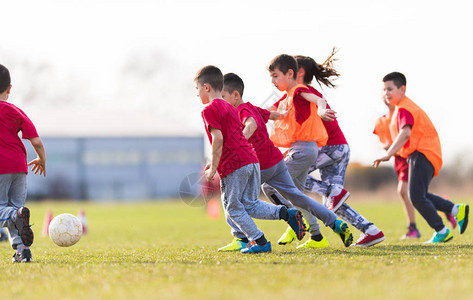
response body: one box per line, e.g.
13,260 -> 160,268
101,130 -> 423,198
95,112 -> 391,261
48,213 -> 83,247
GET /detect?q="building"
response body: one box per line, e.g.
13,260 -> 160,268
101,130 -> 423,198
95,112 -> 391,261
25,136 -> 205,200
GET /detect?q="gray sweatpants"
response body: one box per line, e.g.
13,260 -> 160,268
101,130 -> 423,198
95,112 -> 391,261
0,173 -> 27,250
262,141 -> 326,236
222,163 -> 282,241
261,160 -> 337,229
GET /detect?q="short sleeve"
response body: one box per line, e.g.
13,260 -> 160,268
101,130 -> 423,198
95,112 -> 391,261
255,106 -> 271,124
293,86 -> 311,98
239,108 -> 254,124
18,108 -> 38,139
202,105 -> 222,131
398,108 -> 414,129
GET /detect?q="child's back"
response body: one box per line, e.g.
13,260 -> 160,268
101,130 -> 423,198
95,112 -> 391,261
0,101 -> 39,173
202,98 -> 258,178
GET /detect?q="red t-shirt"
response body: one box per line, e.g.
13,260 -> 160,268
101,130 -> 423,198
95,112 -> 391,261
307,86 -> 347,145
237,102 -> 284,170
201,99 -> 259,179
398,108 -> 414,129
273,86 -> 347,145
0,101 -> 39,174
397,108 -> 414,149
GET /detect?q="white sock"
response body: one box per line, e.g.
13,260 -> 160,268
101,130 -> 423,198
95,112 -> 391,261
451,205 -> 459,216
329,185 -> 342,198
437,227 -> 448,234
365,225 -> 380,235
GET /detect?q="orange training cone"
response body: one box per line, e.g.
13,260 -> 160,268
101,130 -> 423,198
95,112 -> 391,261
78,209 -> 88,234
42,210 -> 53,236
206,198 -> 221,220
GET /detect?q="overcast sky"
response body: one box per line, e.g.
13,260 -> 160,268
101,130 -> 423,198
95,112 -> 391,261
1,0 -> 472,167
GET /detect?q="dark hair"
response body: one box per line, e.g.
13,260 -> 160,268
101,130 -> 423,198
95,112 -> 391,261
0,64 -> 11,93
194,65 -> 223,92
295,48 -> 340,88
223,73 -> 244,97
383,72 -> 406,88
267,54 -> 297,79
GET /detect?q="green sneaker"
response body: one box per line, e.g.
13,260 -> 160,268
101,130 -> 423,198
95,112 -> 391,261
332,219 -> 354,247
455,204 -> 469,234
424,228 -> 453,244
303,218 -> 310,231
278,226 -> 296,245
218,238 -> 248,252
296,237 -> 329,249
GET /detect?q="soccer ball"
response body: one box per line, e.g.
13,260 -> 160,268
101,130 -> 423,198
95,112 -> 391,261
48,213 -> 83,247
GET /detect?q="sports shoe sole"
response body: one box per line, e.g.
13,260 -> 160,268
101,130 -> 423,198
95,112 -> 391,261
460,205 -> 469,234
331,191 -> 350,212
16,207 -> 34,247
444,235 -> 453,243
290,210 -> 306,241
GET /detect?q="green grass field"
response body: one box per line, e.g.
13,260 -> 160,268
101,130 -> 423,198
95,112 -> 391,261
1,198 -> 472,299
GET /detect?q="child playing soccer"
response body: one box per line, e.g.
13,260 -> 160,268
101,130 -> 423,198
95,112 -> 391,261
269,53 -> 384,247
373,72 -> 468,243
195,65 -> 305,254
263,54 -> 353,248
0,64 -> 45,263
374,98 -> 420,239
218,72 -> 353,251
374,98 -> 457,239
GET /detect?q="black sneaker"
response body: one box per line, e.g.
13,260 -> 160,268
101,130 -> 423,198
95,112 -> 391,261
12,249 -> 32,263
15,207 -> 34,247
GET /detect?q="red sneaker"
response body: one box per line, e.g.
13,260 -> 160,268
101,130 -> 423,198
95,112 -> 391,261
353,231 -> 385,247
326,189 -> 350,212
445,212 -> 457,229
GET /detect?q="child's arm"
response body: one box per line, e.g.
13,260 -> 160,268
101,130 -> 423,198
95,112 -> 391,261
269,111 -> 286,120
27,137 -> 46,176
373,126 -> 411,167
242,117 -> 258,139
204,127 -> 223,182
300,92 -> 336,121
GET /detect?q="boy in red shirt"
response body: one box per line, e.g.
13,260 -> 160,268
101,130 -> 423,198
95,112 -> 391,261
0,64 -> 46,263
268,54 -> 384,247
373,99 -> 457,239
219,72 -> 353,251
264,54 -> 353,248
374,98 -> 420,239
194,65 -> 305,254
374,72 -> 468,243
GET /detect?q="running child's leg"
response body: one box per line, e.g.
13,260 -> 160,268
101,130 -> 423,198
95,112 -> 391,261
0,174 -> 27,250
221,164 -> 268,242
223,163 -> 305,243
262,161 -> 337,227
408,152 -> 446,232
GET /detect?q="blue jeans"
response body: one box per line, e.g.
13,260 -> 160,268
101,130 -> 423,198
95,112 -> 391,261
221,163 -> 282,241
0,173 -> 27,250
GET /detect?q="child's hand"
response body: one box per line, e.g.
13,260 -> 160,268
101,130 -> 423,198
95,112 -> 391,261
27,158 -> 46,176
318,108 -> 336,121
204,168 -> 216,182
373,155 -> 391,168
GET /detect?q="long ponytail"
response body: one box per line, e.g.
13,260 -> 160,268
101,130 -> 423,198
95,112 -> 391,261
295,48 -> 340,88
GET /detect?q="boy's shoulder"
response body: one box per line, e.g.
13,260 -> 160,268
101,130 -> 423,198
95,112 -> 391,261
202,99 -> 236,118
0,101 -> 24,115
